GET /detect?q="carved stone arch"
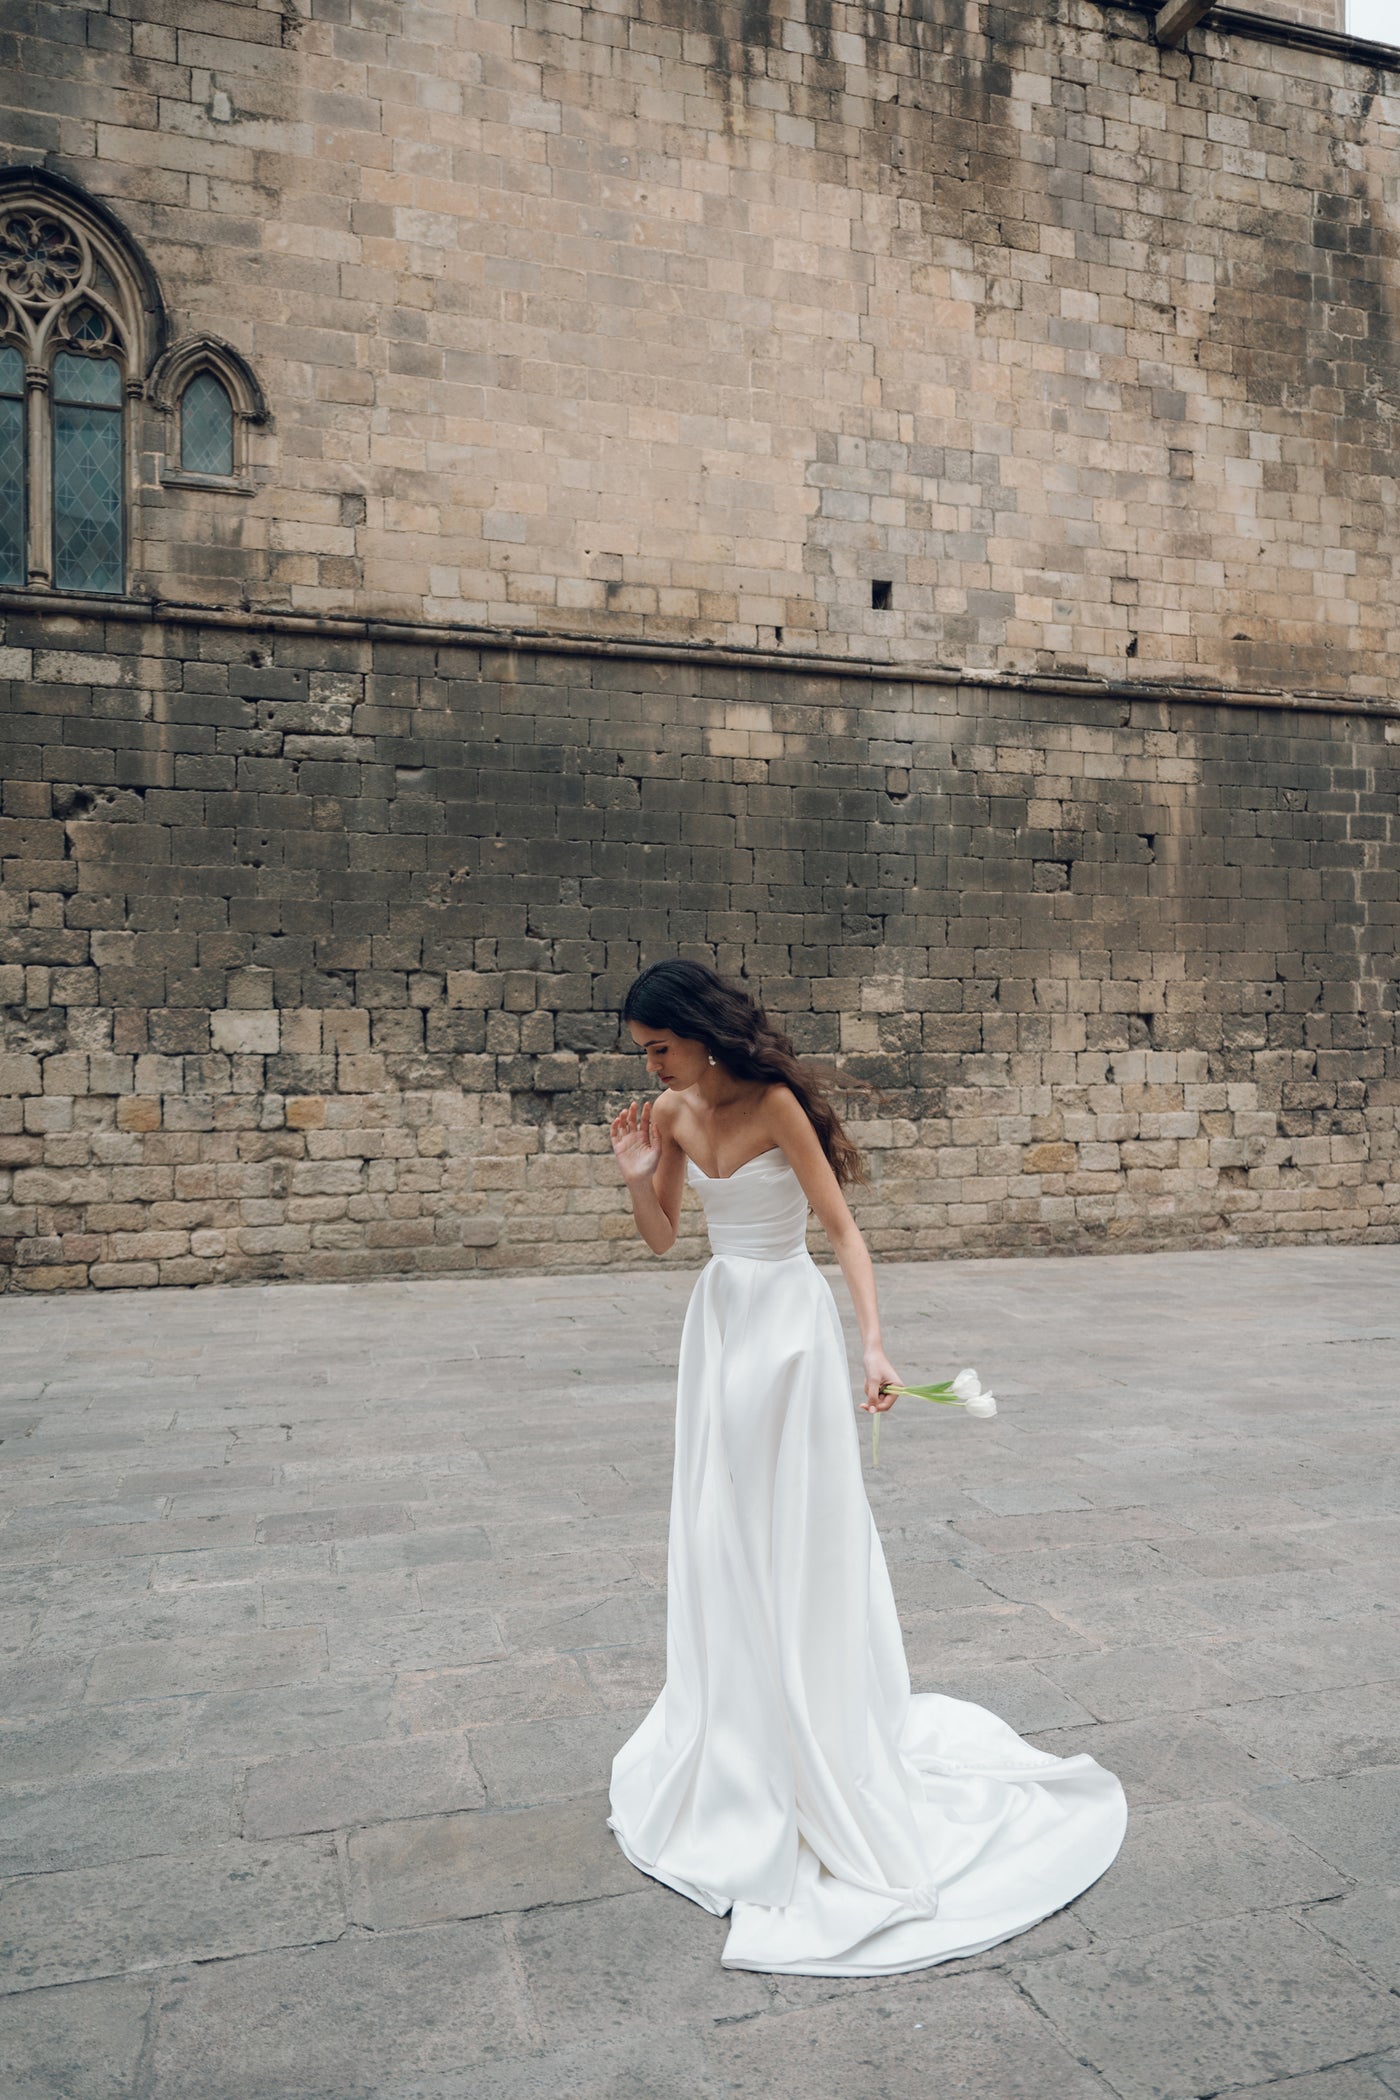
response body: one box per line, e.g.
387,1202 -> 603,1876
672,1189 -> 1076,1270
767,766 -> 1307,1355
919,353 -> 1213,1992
149,334 -> 268,489
148,335 -> 268,425
0,167 -> 168,592
0,164 -> 167,378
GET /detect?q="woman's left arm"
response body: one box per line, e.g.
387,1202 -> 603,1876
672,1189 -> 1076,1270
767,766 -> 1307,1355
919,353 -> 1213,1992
765,1089 -> 902,1415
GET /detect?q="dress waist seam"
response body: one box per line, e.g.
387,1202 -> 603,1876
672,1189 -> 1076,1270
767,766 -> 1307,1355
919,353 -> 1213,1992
704,1246 -> 813,1266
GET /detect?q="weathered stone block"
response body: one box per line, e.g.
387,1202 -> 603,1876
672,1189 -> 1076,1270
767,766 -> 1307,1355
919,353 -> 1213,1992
210,1011 -> 280,1055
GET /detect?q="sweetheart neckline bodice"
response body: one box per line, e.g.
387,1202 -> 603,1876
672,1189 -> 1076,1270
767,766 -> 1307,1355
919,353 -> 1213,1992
686,1147 -> 807,1259
685,1147 -> 786,1185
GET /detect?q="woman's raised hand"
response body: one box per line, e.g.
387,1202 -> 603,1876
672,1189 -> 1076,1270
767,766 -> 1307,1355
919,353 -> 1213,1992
610,1100 -> 662,1186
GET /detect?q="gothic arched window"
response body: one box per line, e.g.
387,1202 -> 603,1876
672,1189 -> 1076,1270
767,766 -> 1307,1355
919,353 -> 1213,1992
180,370 -> 234,477
0,171 -> 164,597
53,335 -> 125,595
0,343 -> 23,585
0,170 -> 268,596
152,336 -> 266,492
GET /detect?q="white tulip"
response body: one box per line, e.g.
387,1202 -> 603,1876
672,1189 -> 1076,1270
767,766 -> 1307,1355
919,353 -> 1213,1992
950,1369 -> 982,1403
963,1390 -> 998,1418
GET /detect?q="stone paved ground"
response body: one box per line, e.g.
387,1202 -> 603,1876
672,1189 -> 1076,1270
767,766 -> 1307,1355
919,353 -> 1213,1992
2,1244 -> 1399,2100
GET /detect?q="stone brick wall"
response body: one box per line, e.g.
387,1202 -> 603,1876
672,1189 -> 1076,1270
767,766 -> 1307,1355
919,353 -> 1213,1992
2,604 -> 1396,1290
1,0 -> 1396,692
1266,1 -> 1346,30
2,0 -> 1398,1289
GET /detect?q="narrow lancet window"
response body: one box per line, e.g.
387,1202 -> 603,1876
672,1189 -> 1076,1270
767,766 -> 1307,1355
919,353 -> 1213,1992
0,345 -> 23,585
180,369 -> 234,477
53,349 -> 123,594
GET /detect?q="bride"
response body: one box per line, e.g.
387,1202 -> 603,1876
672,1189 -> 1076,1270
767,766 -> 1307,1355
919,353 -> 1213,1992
604,959 -> 1126,1977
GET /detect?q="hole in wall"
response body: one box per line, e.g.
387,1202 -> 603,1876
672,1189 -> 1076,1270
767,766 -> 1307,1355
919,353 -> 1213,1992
1033,860 -> 1072,892
871,580 -> 892,611
1125,634 -> 1138,657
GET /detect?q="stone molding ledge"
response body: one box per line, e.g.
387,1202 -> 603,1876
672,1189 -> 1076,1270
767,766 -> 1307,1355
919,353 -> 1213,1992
1,588 -> 1395,726
1099,0 -> 1400,68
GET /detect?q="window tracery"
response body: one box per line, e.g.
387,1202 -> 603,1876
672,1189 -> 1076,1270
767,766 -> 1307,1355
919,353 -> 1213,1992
0,168 -> 268,599
0,173 -> 161,596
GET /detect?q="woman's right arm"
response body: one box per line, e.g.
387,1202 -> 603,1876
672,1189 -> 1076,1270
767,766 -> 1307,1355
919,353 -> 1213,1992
609,1098 -> 685,1254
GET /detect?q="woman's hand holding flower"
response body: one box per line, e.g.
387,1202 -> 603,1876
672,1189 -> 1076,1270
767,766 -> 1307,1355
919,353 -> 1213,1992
866,1366 -> 999,1466
860,1346 -> 902,1414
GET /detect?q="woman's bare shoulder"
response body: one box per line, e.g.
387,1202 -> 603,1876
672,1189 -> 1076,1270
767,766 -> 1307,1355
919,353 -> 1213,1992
761,1083 -> 808,1134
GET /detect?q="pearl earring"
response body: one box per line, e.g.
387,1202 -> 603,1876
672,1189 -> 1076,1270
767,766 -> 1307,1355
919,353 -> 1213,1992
707,1053 -> 716,1066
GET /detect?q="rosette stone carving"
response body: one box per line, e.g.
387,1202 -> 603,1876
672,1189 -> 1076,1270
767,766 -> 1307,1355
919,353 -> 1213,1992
0,212 -> 84,306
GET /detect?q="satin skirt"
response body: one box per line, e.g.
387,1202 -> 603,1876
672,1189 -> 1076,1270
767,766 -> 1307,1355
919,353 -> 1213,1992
607,1248 -> 1127,1976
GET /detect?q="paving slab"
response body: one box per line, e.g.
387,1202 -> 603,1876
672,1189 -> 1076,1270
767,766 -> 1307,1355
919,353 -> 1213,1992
181,1678 -> 395,1761
240,1732 -> 485,1837
512,1888 -> 769,2049
1206,1686 -> 1400,1781
1043,1639 -> 1264,1723
144,1923 -> 531,2100
349,1793 -> 638,1927
0,1976 -> 151,2100
468,1709 -> 649,1808
0,1765 -> 236,1876
0,1836 -> 345,1992
921,1659 -> 1098,1731
2,1246 -> 1400,2097
898,1599 -> 1096,1673
577,1642 -> 670,1709
0,1700 -> 191,1785
1303,1886 -> 1400,1990
1067,1798 -> 1347,1941
448,2030 -> 717,2100
705,1968 -> 1116,2100
85,1628 -> 323,1702
1016,1913 -> 1400,2100
1030,1712 -> 1288,1806
1222,2071 -> 1400,2100
324,1609 -> 504,1676
1226,1619 -> 1400,1698
388,1655 -> 597,1732
1257,1770 -> 1400,1883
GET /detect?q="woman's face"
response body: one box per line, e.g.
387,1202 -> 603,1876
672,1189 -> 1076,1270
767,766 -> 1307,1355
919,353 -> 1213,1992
627,1020 -> 711,1090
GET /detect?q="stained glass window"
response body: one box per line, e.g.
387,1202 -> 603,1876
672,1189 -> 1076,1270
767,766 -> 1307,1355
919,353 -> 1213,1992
53,350 -> 123,594
0,346 -> 23,587
180,370 -> 234,477
68,304 -> 108,346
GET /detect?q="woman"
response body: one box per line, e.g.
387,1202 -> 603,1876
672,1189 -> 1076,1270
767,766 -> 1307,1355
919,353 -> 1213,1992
606,959 -> 1125,1976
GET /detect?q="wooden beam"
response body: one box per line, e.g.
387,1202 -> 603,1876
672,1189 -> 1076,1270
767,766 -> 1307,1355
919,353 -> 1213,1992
1155,0 -> 1213,43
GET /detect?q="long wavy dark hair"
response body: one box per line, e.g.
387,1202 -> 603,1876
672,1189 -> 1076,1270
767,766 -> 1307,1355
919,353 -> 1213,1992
621,960 -> 865,1187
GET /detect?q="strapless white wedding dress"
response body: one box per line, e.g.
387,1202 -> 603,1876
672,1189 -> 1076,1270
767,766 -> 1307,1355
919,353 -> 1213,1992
607,1148 -> 1126,1975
